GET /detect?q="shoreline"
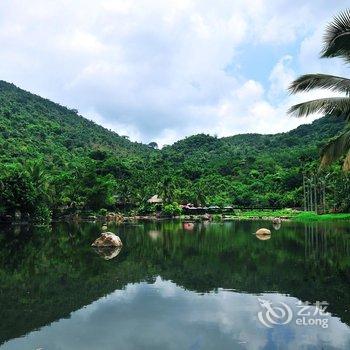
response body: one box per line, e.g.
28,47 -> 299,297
2,210 -> 350,226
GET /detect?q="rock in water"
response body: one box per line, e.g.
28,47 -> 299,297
255,228 -> 271,235
91,232 -> 123,247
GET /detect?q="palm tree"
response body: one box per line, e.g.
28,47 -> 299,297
288,9 -> 350,171
158,176 -> 176,204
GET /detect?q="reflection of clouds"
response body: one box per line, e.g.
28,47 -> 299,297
148,230 -> 162,240
153,276 -> 178,298
2,279 -> 350,350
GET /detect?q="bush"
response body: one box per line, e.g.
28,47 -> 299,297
137,202 -> 156,215
31,204 -> 52,225
99,208 -> 108,216
162,202 -> 182,217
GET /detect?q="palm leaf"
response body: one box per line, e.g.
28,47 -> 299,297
321,9 -> 350,61
288,97 -> 350,120
320,128 -> 350,171
289,74 -> 350,95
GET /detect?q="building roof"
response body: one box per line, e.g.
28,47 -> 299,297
147,195 -> 163,204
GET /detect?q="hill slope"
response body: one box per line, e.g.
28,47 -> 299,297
0,81 -> 347,221
0,80 -> 152,166
158,116 -> 346,208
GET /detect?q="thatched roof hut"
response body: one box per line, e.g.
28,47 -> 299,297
147,195 -> 163,204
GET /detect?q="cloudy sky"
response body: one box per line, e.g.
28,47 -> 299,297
0,0 -> 348,146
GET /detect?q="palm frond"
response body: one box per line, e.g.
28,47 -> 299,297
321,9 -> 350,61
320,128 -> 350,170
288,74 -> 350,95
288,97 -> 350,120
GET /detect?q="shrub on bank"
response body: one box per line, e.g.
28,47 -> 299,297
162,202 -> 182,217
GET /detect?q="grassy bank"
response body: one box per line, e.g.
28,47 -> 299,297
230,209 -> 350,222
293,212 -> 350,222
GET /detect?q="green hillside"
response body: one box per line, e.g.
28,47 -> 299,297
159,116 -> 346,209
0,81 -> 152,164
0,81 -> 348,223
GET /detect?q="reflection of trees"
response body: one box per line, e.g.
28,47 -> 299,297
0,220 -> 349,344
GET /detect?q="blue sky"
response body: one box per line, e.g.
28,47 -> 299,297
0,0 -> 349,146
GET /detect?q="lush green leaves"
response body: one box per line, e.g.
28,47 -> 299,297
0,80 -> 348,221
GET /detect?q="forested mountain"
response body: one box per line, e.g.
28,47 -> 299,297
159,116 -> 347,209
0,80 -> 348,222
0,80 -> 152,164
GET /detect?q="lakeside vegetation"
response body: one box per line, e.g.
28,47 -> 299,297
0,80 -> 349,224
225,209 -> 350,222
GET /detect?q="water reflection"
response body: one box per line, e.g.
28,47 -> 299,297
0,220 -> 350,349
93,246 -> 122,260
272,222 -> 281,230
148,230 -> 162,240
255,233 -> 271,241
2,277 -> 350,350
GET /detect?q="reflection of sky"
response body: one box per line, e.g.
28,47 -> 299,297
2,277 -> 350,350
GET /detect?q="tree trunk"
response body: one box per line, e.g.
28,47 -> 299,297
309,179 -> 313,212
314,175 -> 318,214
303,173 -> 307,211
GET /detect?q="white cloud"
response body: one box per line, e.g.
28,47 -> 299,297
268,55 -> 295,100
0,0 -> 348,145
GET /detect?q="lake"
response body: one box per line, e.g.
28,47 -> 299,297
0,219 -> 350,349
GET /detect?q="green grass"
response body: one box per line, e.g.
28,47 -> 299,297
232,209 -> 299,219
230,209 -> 350,222
294,212 -> 350,222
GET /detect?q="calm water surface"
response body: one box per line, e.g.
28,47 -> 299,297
0,220 -> 350,349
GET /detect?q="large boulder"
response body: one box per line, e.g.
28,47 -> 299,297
91,232 -> 123,247
255,228 -> 271,235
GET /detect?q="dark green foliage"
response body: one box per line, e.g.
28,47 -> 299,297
0,80 -> 348,221
159,116 -> 346,209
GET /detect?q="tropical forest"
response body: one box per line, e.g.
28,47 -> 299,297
0,79 -> 349,223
